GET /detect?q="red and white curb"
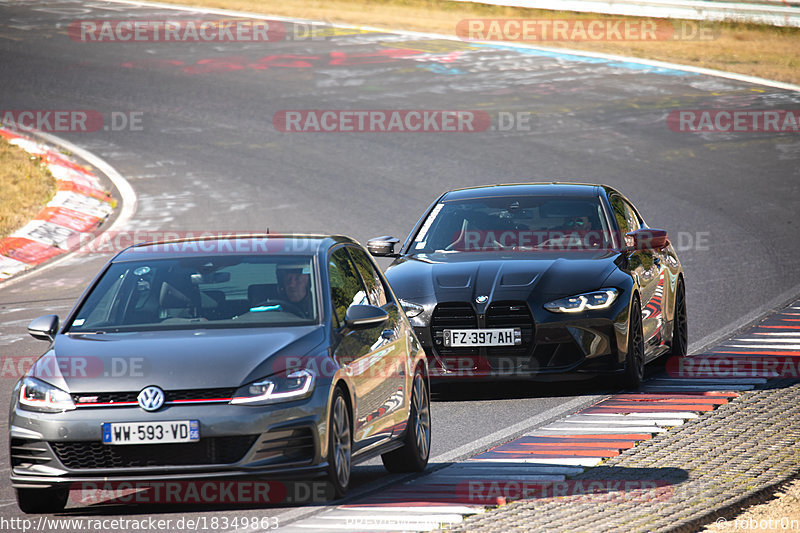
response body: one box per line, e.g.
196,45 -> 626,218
284,302 -> 800,532
0,128 -> 114,281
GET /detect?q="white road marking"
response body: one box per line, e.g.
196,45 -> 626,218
319,512 -> 464,521
98,0 -> 800,93
446,464 -> 585,476
561,416 -> 684,427
582,412 -> 700,419
644,385 -> 755,391
730,338 -> 800,343
722,344 -> 800,349
469,457 -> 604,466
647,377 -> 767,384
423,474 -> 566,482
539,425 -> 667,434
339,506 -> 481,514
428,395 -> 607,464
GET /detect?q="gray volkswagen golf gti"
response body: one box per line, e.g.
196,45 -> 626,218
9,235 -> 430,512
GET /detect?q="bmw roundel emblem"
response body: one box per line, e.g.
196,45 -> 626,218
137,386 -> 165,412
475,295 -> 489,304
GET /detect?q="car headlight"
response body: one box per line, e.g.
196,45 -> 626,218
19,377 -> 76,412
544,289 -> 619,313
399,299 -> 424,318
230,369 -> 315,405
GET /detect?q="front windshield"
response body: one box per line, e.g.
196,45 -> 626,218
410,196 -> 614,253
67,255 -> 318,332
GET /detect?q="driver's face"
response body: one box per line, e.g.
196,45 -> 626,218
282,272 -> 310,303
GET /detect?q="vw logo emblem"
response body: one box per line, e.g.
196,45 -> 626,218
137,386 -> 165,412
475,295 -> 489,304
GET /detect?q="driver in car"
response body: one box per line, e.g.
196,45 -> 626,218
276,264 -> 314,319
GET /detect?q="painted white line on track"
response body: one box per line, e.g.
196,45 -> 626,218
294,522 -> 442,531
730,338 -> 800,343
424,474 -> 567,482
722,344 -> 800,349
647,378 -> 767,384
98,0 -> 800,93
470,457 -> 603,466
644,385 -> 755,391
318,512 -> 465,522
429,395 -> 606,463
446,464 -> 585,476
562,416 -> 684,426
539,425 -> 667,433
691,286 -> 800,354
340,506 -> 481,514
582,412 -> 700,419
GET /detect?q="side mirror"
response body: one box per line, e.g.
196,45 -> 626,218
28,315 -> 59,341
626,229 -> 669,251
366,236 -> 400,257
345,304 -> 388,328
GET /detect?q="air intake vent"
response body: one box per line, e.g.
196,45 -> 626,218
51,435 -> 257,469
486,301 -> 534,359
431,303 -> 478,357
10,438 -> 52,467
251,427 -> 315,464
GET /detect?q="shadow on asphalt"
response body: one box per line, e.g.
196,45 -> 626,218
430,354 -> 675,402
431,377 -> 615,402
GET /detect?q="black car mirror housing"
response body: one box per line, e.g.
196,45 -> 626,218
366,236 -> 400,257
625,229 -> 670,251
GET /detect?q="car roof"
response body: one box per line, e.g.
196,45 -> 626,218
113,234 -> 360,261
441,182 -> 609,201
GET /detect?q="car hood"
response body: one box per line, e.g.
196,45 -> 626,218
35,326 -> 326,394
385,250 -> 621,304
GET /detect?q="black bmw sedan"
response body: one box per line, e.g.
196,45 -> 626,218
368,183 -> 687,387
10,235 -> 430,512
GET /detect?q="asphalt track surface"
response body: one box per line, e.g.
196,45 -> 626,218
0,0 -> 799,529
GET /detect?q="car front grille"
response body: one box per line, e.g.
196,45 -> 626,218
431,302 -> 479,358
72,388 -> 237,407
485,301 -> 535,359
431,301 -> 534,361
51,435 -> 257,469
430,301 -> 589,373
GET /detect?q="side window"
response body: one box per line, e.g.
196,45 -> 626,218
328,247 -> 369,326
610,195 -> 641,234
347,247 -> 390,307
610,195 -> 630,234
622,200 -> 642,232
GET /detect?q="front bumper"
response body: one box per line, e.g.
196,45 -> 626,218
9,392 -> 327,489
415,300 -> 629,382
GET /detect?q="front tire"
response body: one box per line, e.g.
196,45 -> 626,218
381,368 -> 431,473
620,297 -> 645,389
670,279 -> 688,357
16,487 -> 68,514
326,387 -> 352,499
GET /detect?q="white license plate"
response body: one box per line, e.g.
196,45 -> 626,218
444,328 -> 520,347
102,420 -> 199,445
